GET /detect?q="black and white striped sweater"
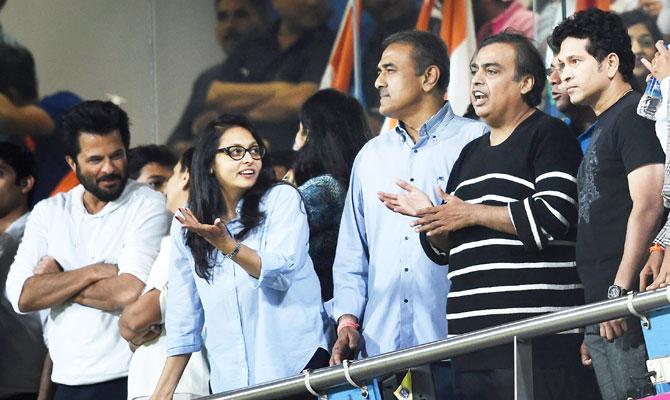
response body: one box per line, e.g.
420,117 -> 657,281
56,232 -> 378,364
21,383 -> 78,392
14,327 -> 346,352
422,111 -> 585,370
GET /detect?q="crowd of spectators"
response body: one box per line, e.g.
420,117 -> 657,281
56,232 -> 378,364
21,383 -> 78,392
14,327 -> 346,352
5,0 -> 670,400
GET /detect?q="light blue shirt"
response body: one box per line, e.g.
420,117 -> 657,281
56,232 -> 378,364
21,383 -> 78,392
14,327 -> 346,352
332,102 -> 488,356
165,185 -> 328,393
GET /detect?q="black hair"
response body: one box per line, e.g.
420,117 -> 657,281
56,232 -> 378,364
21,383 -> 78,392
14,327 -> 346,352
294,89 -> 372,187
127,144 -> 177,180
187,114 -> 280,282
215,0 -> 271,20
548,8 -> 635,83
62,100 -> 131,159
620,9 -> 663,43
382,29 -> 450,93
179,147 -> 195,174
480,31 -> 547,107
0,43 -> 37,103
0,141 -> 37,201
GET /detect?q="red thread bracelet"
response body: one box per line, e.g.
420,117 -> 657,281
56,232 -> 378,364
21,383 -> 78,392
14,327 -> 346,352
337,320 -> 360,336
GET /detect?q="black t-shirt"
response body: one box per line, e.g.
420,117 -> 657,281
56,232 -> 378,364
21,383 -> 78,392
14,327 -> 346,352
168,21 -> 334,151
576,91 -> 664,303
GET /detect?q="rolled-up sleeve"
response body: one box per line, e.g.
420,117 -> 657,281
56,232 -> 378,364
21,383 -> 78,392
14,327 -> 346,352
508,122 -> 581,252
255,185 -> 310,291
165,220 -> 204,356
6,203 -> 49,314
332,157 -> 369,321
117,194 -> 170,283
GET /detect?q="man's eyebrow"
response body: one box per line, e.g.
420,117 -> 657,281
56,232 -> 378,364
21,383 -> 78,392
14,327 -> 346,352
481,62 -> 502,69
378,63 -> 396,70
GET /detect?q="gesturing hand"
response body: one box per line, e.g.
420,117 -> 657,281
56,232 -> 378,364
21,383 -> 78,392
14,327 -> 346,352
411,187 -> 474,236
378,179 -> 434,216
176,207 -> 233,249
641,40 -> 670,81
330,327 -> 360,366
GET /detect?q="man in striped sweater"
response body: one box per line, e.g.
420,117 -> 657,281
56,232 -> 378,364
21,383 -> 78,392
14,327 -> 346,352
380,32 -> 587,399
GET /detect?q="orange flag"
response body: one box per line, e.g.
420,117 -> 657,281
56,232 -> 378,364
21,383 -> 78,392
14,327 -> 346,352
575,0 -> 610,11
320,0 -> 362,96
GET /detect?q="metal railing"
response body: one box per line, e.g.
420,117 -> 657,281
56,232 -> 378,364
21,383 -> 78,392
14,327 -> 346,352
200,289 -> 670,400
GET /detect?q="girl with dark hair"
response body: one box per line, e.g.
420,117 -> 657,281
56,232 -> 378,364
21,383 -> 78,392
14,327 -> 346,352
289,89 -> 372,301
152,115 -> 328,398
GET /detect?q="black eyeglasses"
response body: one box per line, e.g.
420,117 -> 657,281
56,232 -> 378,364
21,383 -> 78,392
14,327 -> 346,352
216,145 -> 266,160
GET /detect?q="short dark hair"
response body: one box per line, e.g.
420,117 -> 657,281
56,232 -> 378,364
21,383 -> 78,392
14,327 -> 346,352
215,0 -> 270,20
382,30 -> 450,92
548,8 -> 635,83
127,144 -> 177,179
620,9 -> 663,42
0,43 -> 37,103
62,100 -> 131,159
480,31 -> 546,107
0,142 -> 37,200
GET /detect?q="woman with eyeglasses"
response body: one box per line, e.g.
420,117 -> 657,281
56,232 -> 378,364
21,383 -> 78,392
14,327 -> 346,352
151,115 -> 329,399
288,89 -> 373,301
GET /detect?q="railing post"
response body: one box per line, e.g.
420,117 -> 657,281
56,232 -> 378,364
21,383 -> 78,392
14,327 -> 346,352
514,336 -> 533,400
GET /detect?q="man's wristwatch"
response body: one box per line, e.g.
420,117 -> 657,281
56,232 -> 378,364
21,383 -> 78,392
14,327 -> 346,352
607,284 -> 629,299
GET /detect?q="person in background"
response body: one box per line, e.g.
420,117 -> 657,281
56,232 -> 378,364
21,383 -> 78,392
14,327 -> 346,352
0,142 -> 44,400
197,0 -> 334,151
152,115 -> 328,399
640,42 -> 670,291
127,144 -> 177,195
168,0 -> 270,153
621,9 -> 663,92
120,148 -> 209,400
0,43 -> 53,143
474,0 -> 535,46
288,89 -> 372,301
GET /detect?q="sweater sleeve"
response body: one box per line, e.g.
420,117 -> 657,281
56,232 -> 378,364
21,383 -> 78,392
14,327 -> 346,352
508,118 -> 582,252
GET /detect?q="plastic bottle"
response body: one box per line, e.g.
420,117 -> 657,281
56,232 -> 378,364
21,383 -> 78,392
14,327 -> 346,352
637,76 -> 662,120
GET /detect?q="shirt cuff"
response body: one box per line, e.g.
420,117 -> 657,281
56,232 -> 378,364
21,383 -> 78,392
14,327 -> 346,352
254,251 -> 294,291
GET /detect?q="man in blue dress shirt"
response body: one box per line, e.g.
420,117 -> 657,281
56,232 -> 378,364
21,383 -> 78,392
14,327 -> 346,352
330,30 -> 487,368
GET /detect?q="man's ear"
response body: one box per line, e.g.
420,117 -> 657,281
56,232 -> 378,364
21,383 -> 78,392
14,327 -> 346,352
604,52 -> 620,79
65,156 -> 76,172
422,65 -> 441,92
19,175 -> 35,194
519,75 -> 535,96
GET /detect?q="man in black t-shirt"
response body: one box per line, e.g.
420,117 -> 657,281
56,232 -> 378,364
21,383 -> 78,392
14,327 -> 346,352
550,9 -> 665,399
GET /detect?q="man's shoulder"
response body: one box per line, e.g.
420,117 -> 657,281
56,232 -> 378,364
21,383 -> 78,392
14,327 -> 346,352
442,115 -> 488,138
124,181 -> 166,208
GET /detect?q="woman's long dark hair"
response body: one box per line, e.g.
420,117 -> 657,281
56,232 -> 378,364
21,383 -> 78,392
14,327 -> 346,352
187,114 -> 277,282
293,89 -> 373,187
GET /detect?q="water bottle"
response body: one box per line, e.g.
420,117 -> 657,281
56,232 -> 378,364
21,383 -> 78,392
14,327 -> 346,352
637,76 -> 663,120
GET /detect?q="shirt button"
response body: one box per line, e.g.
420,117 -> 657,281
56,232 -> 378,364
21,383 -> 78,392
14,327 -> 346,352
403,299 -> 408,303
404,268 -> 409,272
413,149 -> 418,153
409,178 -> 414,182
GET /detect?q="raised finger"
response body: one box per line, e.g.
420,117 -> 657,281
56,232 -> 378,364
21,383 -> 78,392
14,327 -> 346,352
656,40 -> 668,54
395,179 -> 415,192
641,58 -> 654,74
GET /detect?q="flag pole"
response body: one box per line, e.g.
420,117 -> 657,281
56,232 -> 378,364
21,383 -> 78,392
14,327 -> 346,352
352,0 -> 362,102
